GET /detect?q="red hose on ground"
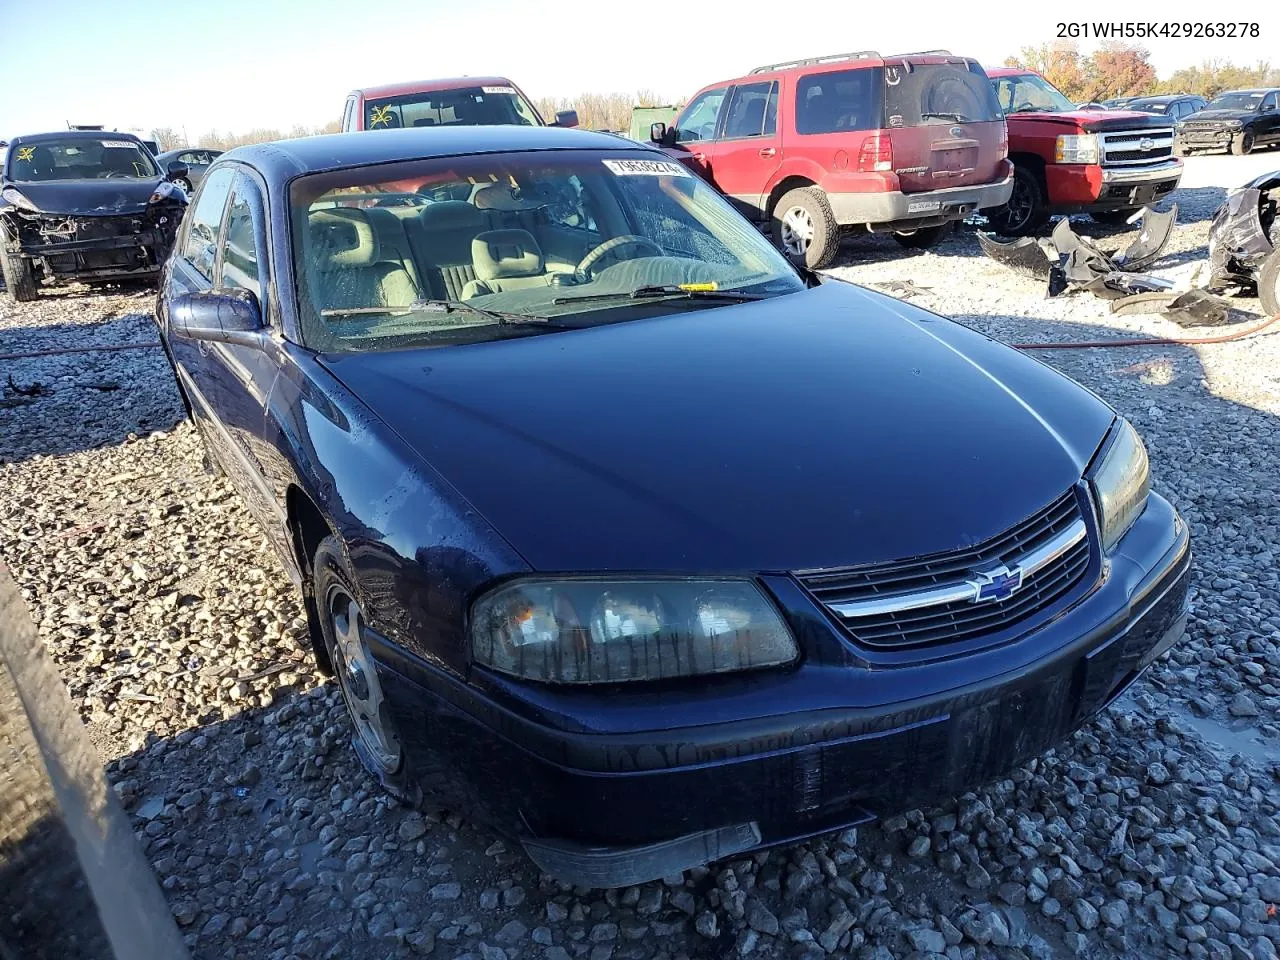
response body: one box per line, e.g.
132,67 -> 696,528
1010,313 -> 1280,350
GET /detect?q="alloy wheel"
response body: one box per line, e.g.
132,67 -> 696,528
1002,179 -> 1035,233
780,205 -> 814,256
326,586 -> 401,773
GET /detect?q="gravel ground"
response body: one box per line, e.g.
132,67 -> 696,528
3,155 -> 1280,960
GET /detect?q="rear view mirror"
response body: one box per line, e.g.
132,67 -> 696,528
166,160 -> 189,182
650,122 -> 667,143
169,289 -> 265,347
553,110 -> 579,128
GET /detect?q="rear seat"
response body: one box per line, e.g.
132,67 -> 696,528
405,201 -> 490,300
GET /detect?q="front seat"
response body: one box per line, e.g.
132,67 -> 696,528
307,209 -> 418,313
409,200 -> 489,300
462,229 -> 551,298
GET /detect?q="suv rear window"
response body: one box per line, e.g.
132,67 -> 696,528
883,61 -> 1002,126
795,68 -> 883,135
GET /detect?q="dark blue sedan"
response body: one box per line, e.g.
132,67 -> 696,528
155,126 -> 1191,888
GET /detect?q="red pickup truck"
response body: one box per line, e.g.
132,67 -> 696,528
654,51 -> 1014,268
984,69 -> 1183,234
341,77 -> 577,132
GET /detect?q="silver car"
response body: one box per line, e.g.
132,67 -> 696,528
153,148 -> 223,193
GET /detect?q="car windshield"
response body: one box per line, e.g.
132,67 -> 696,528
5,137 -> 158,182
1206,92 -> 1265,112
364,86 -> 542,129
1130,100 -> 1169,113
289,151 -> 805,352
991,74 -> 1077,114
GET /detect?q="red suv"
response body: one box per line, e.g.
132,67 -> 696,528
653,51 -> 1013,268
341,77 -> 578,132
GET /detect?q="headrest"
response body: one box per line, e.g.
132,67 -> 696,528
472,229 -> 544,281
418,199 -> 485,231
471,182 -> 550,212
308,209 -> 378,269
412,118 -> 437,127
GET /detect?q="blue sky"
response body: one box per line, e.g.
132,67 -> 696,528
3,0 -> 1274,143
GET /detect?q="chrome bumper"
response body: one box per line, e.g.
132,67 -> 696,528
1101,159 -> 1183,185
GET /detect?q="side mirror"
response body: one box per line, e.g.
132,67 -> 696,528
650,121 -> 667,143
166,160 -> 189,182
1263,104 -> 1276,113
169,290 -> 265,347
553,109 -> 579,128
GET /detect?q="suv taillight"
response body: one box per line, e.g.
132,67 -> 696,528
857,133 -> 893,173
998,125 -> 1009,161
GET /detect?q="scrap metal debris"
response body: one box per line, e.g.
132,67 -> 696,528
1110,289 -> 1234,326
5,374 -> 51,397
1208,170 -> 1280,315
870,279 -> 933,300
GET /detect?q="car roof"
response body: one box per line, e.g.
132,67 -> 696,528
221,126 -> 655,179
1215,88 -> 1279,95
351,77 -> 521,99
1129,95 -> 1185,103
984,67 -> 1034,78
8,129 -> 145,145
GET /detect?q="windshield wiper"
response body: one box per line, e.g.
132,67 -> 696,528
320,299 -> 556,325
921,112 -> 972,122
552,284 -> 771,306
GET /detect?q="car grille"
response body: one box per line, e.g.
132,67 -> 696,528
794,489 -> 1093,651
1100,129 -> 1174,166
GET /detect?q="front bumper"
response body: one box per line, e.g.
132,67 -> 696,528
824,166 -> 1015,231
371,493 -> 1190,887
1046,159 -> 1182,213
1179,128 -> 1239,151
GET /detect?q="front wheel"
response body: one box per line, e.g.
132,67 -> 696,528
892,223 -> 953,249
1232,130 -> 1255,156
1,249 -> 38,302
1259,250 -> 1280,318
771,187 -> 841,270
313,535 -> 420,805
984,165 -> 1048,237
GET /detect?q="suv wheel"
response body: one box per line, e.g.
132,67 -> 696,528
772,187 -> 840,270
1232,130 -> 1256,155
0,248 -> 38,302
1260,250 -> 1280,318
984,165 -> 1048,237
893,223 -> 953,249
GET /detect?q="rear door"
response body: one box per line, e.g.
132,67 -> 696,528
1262,93 -> 1280,143
706,80 -> 781,219
882,56 -> 1005,194
661,87 -> 728,181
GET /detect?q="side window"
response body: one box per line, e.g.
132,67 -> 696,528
795,68 -> 879,135
180,167 -> 235,282
543,175 -> 598,232
674,88 -> 727,143
220,175 -> 264,301
178,152 -> 197,165
1264,93 -> 1278,112
721,82 -> 778,140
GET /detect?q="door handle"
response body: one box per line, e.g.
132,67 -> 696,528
759,147 -> 777,158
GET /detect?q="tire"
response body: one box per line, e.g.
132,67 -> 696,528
1089,209 -> 1138,226
0,248 -> 38,302
984,164 -> 1048,236
175,177 -> 193,194
771,187 -> 841,269
1259,250 -> 1280,318
1232,130 -> 1255,156
312,535 -> 421,806
892,222 -> 954,249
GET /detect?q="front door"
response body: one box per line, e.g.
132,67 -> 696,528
708,80 -> 782,220
660,87 -> 728,182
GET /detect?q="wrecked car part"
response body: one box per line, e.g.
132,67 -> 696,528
1047,265 -> 1068,297
977,232 -> 1055,279
1009,312 -> 1280,350
1259,250 -> 1280,316
1116,204 -> 1178,271
1107,289 -> 1233,325
869,279 -> 933,299
1208,172 -> 1280,291
1083,272 -> 1175,300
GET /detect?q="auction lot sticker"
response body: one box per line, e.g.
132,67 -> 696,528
602,159 -> 690,177
481,86 -> 517,95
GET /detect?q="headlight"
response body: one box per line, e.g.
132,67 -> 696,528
1,186 -> 37,211
149,181 -> 186,204
1226,120 -> 1244,130
1054,134 -> 1101,164
1088,419 -> 1150,552
471,578 -> 798,684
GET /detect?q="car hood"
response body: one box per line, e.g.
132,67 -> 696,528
319,283 -> 1114,573
1184,109 -> 1254,124
2,178 -> 162,216
1008,109 -> 1173,132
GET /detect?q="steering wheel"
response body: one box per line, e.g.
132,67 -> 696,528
1014,101 -> 1036,113
574,235 -> 664,282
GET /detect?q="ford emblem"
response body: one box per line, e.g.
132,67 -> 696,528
949,125 -> 964,138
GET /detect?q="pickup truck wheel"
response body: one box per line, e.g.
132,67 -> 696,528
1232,130 -> 1255,155
772,187 -> 840,269
892,223 -> 953,249
0,249 -> 39,302
984,165 -> 1047,237
1259,250 -> 1280,318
